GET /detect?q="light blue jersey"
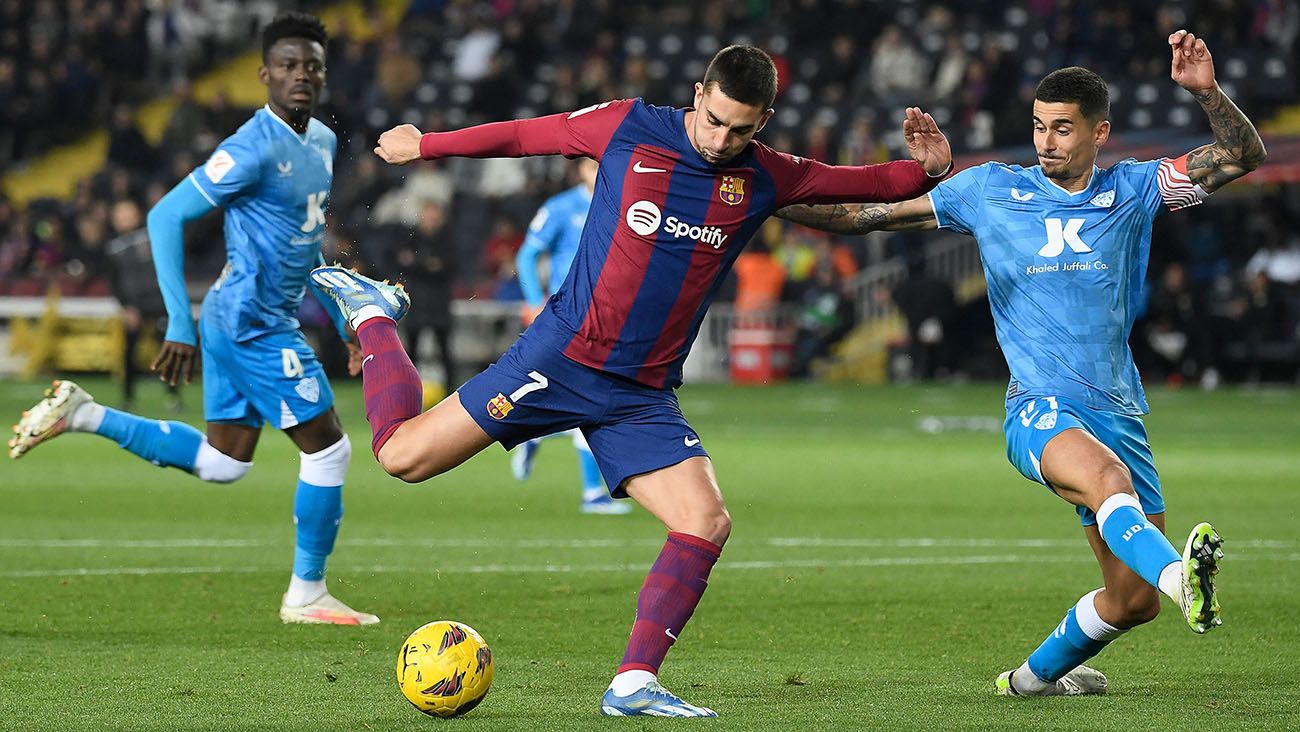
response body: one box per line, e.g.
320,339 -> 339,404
929,157 -> 1203,415
188,106 -> 336,342
516,184 -> 593,307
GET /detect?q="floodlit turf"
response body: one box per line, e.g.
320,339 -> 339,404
2,377 -> 1298,730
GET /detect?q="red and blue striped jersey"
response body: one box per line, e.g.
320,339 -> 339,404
419,98 -> 940,388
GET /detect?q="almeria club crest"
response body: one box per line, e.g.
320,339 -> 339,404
718,175 -> 745,206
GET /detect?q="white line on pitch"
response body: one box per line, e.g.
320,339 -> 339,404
0,537 -> 1293,550
4,552 -> 1300,579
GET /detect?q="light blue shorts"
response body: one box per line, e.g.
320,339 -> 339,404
1004,393 -> 1164,526
199,317 -> 334,429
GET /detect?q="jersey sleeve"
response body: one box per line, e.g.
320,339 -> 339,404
187,134 -> 261,207
928,163 -> 993,235
755,144 -> 941,208
419,99 -> 636,161
1116,157 -> 1208,217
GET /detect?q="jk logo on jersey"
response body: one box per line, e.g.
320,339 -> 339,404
1037,218 -> 1092,257
301,190 -> 327,233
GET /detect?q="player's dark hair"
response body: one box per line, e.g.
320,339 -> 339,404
702,45 -> 778,109
1036,66 -> 1109,122
261,11 -> 328,61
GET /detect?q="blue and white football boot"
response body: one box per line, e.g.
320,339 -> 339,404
309,265 -> 410,329
600,681 -> 717,717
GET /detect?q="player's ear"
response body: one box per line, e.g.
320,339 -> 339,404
693,82 -> 705,108
755,108 -> 775,134
258,64 -> 270,87
1094,119 -> 1111,147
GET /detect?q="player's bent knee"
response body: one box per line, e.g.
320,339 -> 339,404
681,506 -> 731,546
193,440 -> 253,483
376,442 -> 438,483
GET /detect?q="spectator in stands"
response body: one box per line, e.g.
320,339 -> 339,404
791,258 -> 855,379
105,198 -> 176,410
107,104 -> 154,173
866,25 -> 928,103
392,201 -> 458,388
733,233 -> 786,316
891,254 -> 955,382
1143,261 -> 1205,384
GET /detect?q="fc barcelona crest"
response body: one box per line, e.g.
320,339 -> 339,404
718,175 -> 745,206
487,393 -> 514,420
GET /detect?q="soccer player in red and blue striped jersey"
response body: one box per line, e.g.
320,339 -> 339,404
312,45 -> 952,717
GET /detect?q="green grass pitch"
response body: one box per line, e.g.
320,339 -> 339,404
1,378 -> 1297,730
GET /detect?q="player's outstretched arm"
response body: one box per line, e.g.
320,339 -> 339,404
1169,30 -> 1267,193
775,196 -> 938,235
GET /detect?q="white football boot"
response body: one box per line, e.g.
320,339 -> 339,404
9,380 -> 93,459
280,593 -> 380,626
995,665 -> 1108,696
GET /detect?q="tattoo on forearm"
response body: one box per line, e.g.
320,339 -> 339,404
776,202 -> 934,234
1186,86 -> 1267,191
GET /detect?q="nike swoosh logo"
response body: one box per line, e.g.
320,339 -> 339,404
633,161 -> 667,173
362,354 -> 374,366
683,436 -> 700,447
665,628 -> 678,640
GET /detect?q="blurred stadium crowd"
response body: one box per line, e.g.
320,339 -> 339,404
0,0 -> 1297,384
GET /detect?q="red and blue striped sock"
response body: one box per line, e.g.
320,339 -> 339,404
618,532 -> 722,675
355,318 -> 422,457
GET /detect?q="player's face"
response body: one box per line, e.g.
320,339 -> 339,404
260,38 -> 327,118
690,82 -> 774,165
1032,100 -> 1109,181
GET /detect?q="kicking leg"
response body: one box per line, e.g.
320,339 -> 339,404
11,380 -> 252,484
1040,428 -> 1220,631
310,265 -> 492,481
601,456 -> 725,718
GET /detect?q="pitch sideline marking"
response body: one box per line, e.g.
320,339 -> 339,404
3,552 -> 1300,579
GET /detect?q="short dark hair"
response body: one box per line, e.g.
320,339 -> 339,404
702,45 -> 778,109
262,12 -> 328,61
1035,66 -> 1109,122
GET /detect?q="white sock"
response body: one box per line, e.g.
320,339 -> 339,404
1011,661 -> 1051,693
1157,560 -> 1183,607
285,575 -> 327,607
68,401 -> 105,433
609,669 -> 656,695
349,306 -> 391,331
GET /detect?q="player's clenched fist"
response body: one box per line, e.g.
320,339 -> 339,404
374,124 -> 424,165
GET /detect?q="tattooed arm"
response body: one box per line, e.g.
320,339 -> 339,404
774,195 -> 938,235
1168,29 -> 1267,193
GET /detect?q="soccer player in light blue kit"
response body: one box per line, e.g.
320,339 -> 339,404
9,13 -> 379,626
510,157 -> 631,515
777,30 -> 1264,695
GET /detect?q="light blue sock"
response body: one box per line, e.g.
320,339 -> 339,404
577,447 -> 603,492
1024,588 -> 1126,684
1097,493 -> 1179,588
95,407 -> 203,472
293,480 -> 343,581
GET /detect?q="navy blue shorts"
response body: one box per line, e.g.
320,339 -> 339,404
457,332 -> 708,496
1004,393 -> 1164,526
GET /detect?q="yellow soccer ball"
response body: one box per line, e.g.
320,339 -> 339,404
396,620 -> 494,718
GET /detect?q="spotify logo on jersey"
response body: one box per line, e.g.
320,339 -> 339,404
625,200 -> 662,236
